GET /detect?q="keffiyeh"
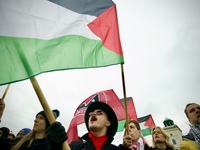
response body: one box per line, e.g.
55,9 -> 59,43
190,124 -> 200,148
132,137 -> 146,150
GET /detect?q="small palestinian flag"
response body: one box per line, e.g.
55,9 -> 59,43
138,114 -> 156,136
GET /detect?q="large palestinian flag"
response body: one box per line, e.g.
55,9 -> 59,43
0,0 -> 124,85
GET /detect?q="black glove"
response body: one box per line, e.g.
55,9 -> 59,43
46,122 -> 68,149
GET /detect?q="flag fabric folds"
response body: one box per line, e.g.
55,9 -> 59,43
0,0 -> 124,85
66,89 -> 126,143
120,97 -> 138,121
117,97 -> 155,136
138,114 -> 156,136
117,97 -> 138,131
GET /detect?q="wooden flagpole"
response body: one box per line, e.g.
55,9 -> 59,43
30,77 -> 70,150
14,43 -> 70,150
2,84 -> 10,101
120,64 -> 130,135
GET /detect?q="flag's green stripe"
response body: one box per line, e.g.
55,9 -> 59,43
0,35 -> 124,85
118,120 -> 152,136
117,120 -> 126,132
141,128 -> 152,136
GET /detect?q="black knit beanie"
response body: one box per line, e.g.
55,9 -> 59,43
36,109 -> 60,129
0,127 -> 10,137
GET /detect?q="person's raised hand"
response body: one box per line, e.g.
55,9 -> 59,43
123,134 -> 133,149
46,121 -> 68,148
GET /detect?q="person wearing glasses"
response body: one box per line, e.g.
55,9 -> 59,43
46,101 -> 122,150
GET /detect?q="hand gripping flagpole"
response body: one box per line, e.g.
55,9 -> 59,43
30,77 -> 71,150
2,84 -> 10,101
120,64 -> 130,135
15,43 -> 70,150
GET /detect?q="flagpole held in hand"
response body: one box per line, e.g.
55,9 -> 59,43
2,84 -> 10,101
30,77 -> 71,150
14,43 -> 70,150
120,64 -> 130,135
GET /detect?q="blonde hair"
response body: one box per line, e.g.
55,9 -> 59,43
11,130 -> 35,150
152,126 -> 175,150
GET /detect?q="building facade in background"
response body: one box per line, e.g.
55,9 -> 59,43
163,118 -> 183,150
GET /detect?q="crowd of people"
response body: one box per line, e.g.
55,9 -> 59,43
0,97 -> 199,150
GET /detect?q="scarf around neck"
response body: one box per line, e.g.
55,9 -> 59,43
88,132 -> 108,150
132,137 -> 146,150
190,124 -> 200,148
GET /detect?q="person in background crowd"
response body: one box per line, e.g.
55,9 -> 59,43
0,98 -> 10,150
0,126 -> 10,138
8,132 -> 16,140
16,128 -> 32,138
0,127 -> 10,150
119,119 -> 150,150
180,103 -> 200,150
46,101 -> 122,150
11,127 -> 32,145
151,126 -> 174,150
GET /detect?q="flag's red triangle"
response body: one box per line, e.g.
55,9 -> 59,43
144,115 -> 156,129
88,5 -> 123,56
119,97 -> 138,121
127,98 -> 138,121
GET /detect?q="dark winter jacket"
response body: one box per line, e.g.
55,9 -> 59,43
18,138 -> 49,150
118,143 -> 150,150
0,138 -> 48,150
69,133 -> 121,150
0,137 -> 10,150
148,147 -> 174,150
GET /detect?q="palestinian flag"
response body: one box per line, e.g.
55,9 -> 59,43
138,114 -> 156,136
117,97 -> 138,132
0,0 -> 124,85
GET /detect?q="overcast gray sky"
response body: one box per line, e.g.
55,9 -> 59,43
1,0 -> 200,145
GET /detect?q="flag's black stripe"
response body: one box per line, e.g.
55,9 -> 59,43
138,114 -> 151,123
48,0 -> 114,17
120,97 -> 132,106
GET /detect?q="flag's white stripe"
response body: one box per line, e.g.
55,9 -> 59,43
139,122 -> 146,129
0,0 -> 99,40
